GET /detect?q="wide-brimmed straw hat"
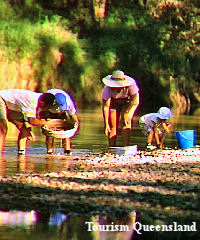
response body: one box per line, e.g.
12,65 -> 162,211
102,70 -> 135,88
156,107 -> 172,120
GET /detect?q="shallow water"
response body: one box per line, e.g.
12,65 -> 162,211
1,108 -> 200,175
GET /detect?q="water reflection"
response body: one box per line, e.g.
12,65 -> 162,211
49,212 -> 68,226
0,210 -> 137,240
0,210 -> 37,227
0,153 -> 79,176
1,108 -> 200,176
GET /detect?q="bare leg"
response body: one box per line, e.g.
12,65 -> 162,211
62,138 -> 71,153
17,123 -> 35,154
154,129 -> 161,148
108,109 -> 120,147
46,136 -> 54,154
147,130 -> 154,144
12,121 -> 27,153
160,132 -> 166,149
122,110 -> 133,146
18,132 -> 27,152
122,128 -> 131,146
108,137 -> 117,147
0,120 -> 8,155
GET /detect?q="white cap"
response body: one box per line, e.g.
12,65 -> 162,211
157,107 -> 172,119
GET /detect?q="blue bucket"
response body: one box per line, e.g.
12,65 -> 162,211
175,130 -> 196,149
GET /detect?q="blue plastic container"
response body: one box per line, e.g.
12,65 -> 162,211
175,130 -> 196,149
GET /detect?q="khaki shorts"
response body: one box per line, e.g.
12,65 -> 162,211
0,97 -> 24,121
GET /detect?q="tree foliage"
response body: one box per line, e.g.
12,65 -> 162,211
1,0 -> 200,109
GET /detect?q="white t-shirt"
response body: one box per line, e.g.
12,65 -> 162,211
0,89 -> 42,118
140,113 -> 160,128
47,89 -> 76,115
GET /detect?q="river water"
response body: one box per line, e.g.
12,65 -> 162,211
0,107 -> 200,240
1,107 -> 200,175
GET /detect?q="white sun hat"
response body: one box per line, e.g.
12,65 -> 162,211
102,70 -> 135,88
156,107 -> 172,119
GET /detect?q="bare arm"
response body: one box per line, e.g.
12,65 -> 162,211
102,99 -> 111,135
126,93 -> 139,114
154,127 -> 161,145
28,117 -> 47,127
69,114 -> 79,130
124,93 -> 139,127
162,122 -> 174,134
69,114 -> 79,124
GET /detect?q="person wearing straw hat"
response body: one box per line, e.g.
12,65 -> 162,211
139,107 -> 174,150
102,70 -> 140,147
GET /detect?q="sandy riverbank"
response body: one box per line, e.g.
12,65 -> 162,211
0,148 -> 199,218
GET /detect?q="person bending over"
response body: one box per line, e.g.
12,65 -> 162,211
102,70 -> 139,147
0,89 -> 57,155
40,89 -> 79,155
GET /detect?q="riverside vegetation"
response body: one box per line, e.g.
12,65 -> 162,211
1,0 -> 200,111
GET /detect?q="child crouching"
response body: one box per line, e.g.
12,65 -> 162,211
139,107 -> 173,150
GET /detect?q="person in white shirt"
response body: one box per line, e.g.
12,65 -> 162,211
139,107 -> 173,150
0,89 -> 57,155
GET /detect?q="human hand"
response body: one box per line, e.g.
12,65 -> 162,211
74,122 -> 79,130
43,119 -> 52,128
105,124 -> 111,136
27,129 -> 36,141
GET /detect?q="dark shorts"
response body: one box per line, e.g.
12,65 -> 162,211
110,98 -> 130,111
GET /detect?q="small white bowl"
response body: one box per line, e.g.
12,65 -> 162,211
109,145 -> 138,155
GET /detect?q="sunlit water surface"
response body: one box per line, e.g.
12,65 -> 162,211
2,108 -> 200,175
